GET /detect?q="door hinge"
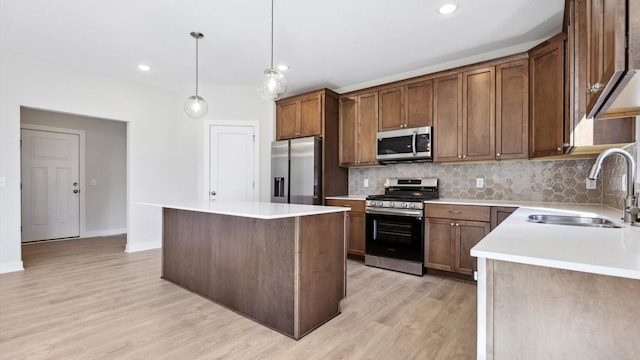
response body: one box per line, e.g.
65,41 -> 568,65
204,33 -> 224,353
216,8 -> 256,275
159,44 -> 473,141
253,181 -> 255,188
252,134 -> 256,143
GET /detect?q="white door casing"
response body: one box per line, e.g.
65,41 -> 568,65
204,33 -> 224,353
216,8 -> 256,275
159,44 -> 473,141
208,124 -> 257,201
21,129 -> 80,242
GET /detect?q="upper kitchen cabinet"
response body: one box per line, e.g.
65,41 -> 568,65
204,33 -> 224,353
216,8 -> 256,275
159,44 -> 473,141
585,0 -> 640,119
378,80 -> 433,131
528,33 -> 567,158
433,73 -> 463,162
339,91 -> 378,167
434,66 -> 496,162
276,89 -> 338,140
496,59 -> 529,160
565,0 -> 635,152
462,66 -> 496,162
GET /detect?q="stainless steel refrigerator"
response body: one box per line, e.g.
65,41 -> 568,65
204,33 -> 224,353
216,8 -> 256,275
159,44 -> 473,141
271,136 -> 322,205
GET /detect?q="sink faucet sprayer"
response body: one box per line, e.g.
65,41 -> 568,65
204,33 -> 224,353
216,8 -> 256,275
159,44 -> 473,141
587,148 -> 639,224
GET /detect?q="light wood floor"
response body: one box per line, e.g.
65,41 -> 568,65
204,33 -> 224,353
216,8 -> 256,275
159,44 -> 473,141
0,236 -> 477,359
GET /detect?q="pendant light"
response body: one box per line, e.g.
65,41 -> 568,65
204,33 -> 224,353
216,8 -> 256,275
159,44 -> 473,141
258,0 -> 287,100
184,32 -> 209,119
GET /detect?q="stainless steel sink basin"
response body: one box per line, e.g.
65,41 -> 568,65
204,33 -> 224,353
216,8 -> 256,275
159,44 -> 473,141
527,214 -> 622,228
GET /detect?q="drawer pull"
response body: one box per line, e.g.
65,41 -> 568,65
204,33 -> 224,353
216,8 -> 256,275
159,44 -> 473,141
449,210 -> 462,214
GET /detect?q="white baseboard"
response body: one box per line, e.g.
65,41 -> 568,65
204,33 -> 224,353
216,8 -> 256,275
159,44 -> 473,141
125,241 -> 161,253
81,228 -> 127,238
0,261 -> 25,274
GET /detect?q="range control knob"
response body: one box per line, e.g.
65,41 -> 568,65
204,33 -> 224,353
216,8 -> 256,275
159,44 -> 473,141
410,203 -> 416,209
377,201 -> 383,207
401,203 -> 408,208
389,202 -> 395,207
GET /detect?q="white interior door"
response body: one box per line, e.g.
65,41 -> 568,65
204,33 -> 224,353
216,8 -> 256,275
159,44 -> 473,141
209,125 -> 256,201
21,129 -> 80,242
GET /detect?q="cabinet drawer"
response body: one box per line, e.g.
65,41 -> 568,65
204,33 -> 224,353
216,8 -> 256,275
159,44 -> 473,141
326,199 -> 365,213
426,204 -> 490,222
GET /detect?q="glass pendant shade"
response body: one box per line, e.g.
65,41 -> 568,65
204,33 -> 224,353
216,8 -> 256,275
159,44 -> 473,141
258,69 -> 287,100
184,95 -> 208,119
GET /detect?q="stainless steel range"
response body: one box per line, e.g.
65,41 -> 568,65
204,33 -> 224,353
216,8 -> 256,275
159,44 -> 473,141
365,178 -> 438,276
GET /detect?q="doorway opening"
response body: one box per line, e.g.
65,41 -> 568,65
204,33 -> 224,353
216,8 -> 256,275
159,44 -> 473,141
20,107 -> 127,244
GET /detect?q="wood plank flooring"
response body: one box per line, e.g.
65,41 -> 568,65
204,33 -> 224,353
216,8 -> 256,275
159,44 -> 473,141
0,236 -> 477,359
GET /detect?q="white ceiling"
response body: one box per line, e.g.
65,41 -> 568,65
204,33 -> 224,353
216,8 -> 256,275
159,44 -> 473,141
0,0 -> 564,96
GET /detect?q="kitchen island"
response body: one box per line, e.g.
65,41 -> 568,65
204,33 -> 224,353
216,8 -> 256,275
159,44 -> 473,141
143,200 -> 349,340
469,204 -> 640,359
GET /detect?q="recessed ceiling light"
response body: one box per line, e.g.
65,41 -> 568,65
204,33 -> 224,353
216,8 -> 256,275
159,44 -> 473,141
438,3 -> 457,15
276,64 -> 289,72
138,64 -> 152,71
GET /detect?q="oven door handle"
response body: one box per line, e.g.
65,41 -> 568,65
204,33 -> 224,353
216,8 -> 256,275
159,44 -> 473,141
412,131 -> 417,156
365,207 -> 424,218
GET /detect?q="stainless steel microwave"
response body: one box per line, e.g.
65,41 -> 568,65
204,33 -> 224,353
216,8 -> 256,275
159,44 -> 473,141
376,126 -> 432,163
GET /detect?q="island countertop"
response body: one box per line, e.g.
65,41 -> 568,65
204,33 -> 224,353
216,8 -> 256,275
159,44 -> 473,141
138,199 -> 350,219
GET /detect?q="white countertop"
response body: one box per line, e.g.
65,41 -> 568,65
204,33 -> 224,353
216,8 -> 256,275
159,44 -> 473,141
470,204 -> 640,280
325,195 -> 367,201
138,199 -> 350,220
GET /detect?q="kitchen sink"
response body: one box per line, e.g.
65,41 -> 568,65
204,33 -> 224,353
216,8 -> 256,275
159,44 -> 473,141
527,214 -> 622,228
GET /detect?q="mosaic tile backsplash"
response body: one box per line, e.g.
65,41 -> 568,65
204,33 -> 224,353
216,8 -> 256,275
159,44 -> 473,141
349,141 -> 638,205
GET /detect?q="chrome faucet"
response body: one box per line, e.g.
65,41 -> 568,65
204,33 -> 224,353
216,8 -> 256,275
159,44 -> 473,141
588,148 -> 638,223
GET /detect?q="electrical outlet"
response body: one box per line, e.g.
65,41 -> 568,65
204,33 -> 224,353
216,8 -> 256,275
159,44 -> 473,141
364,179 -> 369,188
586,178 -> 597,189
476,178 -> 484,188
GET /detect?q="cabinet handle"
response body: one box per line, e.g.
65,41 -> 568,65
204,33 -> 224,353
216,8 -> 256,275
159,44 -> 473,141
455,223 -> 460,227
449,210 -> 462,214
557,146 -> 562,152
462,154 -> 467,159
457,155 -> 462,159
586,82 -> 605,94
450,222 -> 455,226
496,153 -> 501,157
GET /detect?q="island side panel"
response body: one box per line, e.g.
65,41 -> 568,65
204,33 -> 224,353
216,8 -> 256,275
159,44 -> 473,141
162,208 -> 296,337
296,211 -> 346,338
491,260 -> 640,359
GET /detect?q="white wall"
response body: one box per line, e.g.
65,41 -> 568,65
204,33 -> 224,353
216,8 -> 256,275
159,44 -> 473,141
0,49 -> 200,272
21,108 -> 127,236
188,85 -> 275,202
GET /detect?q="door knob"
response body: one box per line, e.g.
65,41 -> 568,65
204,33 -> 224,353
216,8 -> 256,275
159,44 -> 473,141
73,182 -> 78,186
73,189 -> 79,194
210,191 -> 216,196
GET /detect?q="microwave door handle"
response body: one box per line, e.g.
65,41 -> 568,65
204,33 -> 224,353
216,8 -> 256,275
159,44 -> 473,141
412,131 -> 417,156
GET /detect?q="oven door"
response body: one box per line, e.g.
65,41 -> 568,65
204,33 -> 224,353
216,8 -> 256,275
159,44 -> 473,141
365,211 -> 424,262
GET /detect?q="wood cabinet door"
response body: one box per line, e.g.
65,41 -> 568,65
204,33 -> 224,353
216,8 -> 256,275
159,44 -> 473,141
433,73 -> 463,162
358,92 -> 379,165
496,60 -> 529,160
379,86 -> 405,131
339,97 -> 357,166
462,67 -> 495,161
585,0 -> 628,118
347,212 -> 365,256
299,95 -> 322,137
277,100 -> 299,140
529,34 -> 566,158
425,218 -> 455,272
490,206 -> 517,231
455,220 -> 490,276
406,80 -> 433,128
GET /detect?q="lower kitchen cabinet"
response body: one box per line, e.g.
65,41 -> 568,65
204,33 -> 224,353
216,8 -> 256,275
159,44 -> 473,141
490,206 -> 517,230
425,204 -> 490,277
326,199 -> 365,256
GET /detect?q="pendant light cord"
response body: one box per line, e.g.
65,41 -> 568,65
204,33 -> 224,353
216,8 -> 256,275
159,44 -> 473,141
195,36 -> 199,98
270,0 -> 274,69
